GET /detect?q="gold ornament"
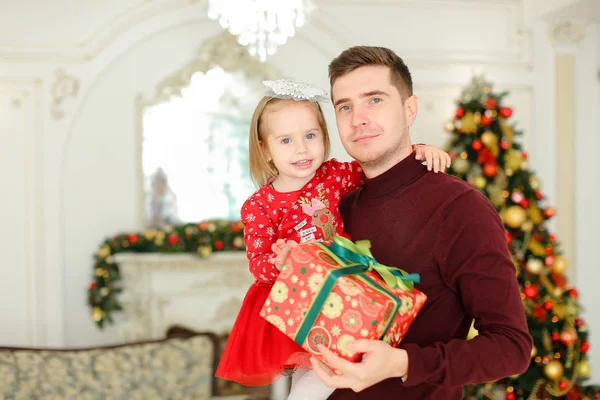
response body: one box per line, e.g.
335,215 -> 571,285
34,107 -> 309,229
487,184 -> 505,208
531,346 -> 537,358
97,245 -> 111,259
544,360 -> 564,381
528,206 -> 544,225
100,287 -> 110,297
504,150 -> 522,171
498,117 -> 515,147
95,268 -> 104,277
577,360 -> 592,378
467,319 -> 478,340
553,287 -> 564,298
521,221 -> 534,232
233,236 -> 244,248
144,229 -> 158,240
445,121 -> 456,132
503,205 -> 527,228
473,176 -> 487,189
92,307 -> 103,322
480,131 -> 499,156
208,223 -> 217,232
452,157 -> 470,174
528,239 -> 546,256
530,176 -> 540,190
197,246 -> 212,257
551,255 -> 568,275
459,112 -> 479,133
526,258 -> 544,274
552,304 -> 567,318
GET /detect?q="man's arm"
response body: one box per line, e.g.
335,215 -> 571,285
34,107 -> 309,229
401,189 -> 532,387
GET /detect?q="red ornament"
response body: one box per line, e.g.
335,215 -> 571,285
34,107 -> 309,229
552,331 -> 561,342
483,163 -> 498,177
568,288 -> 579,298
549,234 -> 556,241
580,340 -> 590,353
500,107 -> 513,118
544,301 -> 553,310
544,208 -> 556,219
215,240 -> 224,250
576,318 -> 585,328
485,98 -> 498,109
520,199 -> 529,208
561,328 -> 577,346
455,108 -> 465,118
533,306 -> 547,322
559,380 -> 569,390
167,233 -> 179,245
506,393 -> 516,400
524,285 -> 538,299
231,222 -> 243,233
551,271 -> 567,288
545,247 -> 554,256
481,115 -> 493,126
472,140 -> 483,151
506,233 -> 512,245
533,233 -> 542,241
198,222 -> 209,230
500,141 -> 509,150
89,281 -> 96,290
545,256 -> 555,266
535,191 -> 543,200
127,234 -> 138,244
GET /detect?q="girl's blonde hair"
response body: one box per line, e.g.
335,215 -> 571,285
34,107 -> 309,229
248,97 -> 331,187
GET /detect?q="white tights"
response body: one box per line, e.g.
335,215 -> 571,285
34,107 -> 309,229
286,368 -> 335,400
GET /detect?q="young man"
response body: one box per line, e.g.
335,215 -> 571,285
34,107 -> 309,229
274,46 -> 532,399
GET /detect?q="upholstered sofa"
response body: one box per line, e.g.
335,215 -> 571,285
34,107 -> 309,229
0,326 -> 270,400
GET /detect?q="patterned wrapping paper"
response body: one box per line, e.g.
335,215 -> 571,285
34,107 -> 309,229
260,236 -> 427,366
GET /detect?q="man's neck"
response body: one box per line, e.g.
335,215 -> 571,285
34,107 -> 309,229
361,144 -> 413,179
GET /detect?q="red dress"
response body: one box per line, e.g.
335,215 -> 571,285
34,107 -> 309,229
216,159 -> 363,386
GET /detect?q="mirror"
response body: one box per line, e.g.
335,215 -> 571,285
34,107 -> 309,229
137,33 -> 281,229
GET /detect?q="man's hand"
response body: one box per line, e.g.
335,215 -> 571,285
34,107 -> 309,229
414,144 -> 451,173
310,340 -> 409,392
270,239 -> 298,271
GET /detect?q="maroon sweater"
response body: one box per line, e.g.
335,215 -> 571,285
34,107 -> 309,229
328,154 -> 532,400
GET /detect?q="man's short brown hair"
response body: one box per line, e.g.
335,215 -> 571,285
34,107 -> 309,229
328,46 -> 413,101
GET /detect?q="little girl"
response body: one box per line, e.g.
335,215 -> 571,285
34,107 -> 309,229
215,79 -> 450,399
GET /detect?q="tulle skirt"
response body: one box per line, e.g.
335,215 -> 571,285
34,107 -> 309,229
216,281 -> 311,386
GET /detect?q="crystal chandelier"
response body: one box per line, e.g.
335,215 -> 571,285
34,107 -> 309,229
207,0 -> 315,62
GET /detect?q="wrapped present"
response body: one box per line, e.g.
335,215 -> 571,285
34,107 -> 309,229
260,236 -> 427,366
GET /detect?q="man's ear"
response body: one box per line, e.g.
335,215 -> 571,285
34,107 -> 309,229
405,95 -> 419,127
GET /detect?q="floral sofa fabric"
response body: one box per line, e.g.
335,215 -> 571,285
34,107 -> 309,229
0,332 -> 218,400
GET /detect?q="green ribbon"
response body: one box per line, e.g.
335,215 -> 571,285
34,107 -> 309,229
327,236 -> 420,291
293,236 -> 420,347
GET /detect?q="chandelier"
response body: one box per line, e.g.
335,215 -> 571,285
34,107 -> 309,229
207,0 -> 315,62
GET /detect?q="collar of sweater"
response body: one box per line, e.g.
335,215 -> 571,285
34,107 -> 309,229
360,152 -> 427,198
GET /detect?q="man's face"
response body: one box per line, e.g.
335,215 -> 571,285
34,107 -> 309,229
332,65 -> 418,176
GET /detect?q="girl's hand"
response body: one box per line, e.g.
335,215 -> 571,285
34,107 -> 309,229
414,144 -> 451,173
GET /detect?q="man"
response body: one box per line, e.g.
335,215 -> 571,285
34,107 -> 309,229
274,46 -> 532,399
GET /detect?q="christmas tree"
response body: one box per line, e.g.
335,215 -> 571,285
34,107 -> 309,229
443,76 -> 600,399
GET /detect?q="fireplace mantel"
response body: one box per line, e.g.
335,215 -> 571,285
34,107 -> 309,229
113,251 -> 253,342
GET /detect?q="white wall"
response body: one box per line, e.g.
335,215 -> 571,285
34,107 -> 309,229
0,0 -> 598,383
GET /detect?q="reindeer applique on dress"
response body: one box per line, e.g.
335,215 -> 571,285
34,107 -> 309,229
299,191 -> 335,241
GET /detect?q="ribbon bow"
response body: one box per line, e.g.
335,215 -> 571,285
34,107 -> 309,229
326,236 -> 420,291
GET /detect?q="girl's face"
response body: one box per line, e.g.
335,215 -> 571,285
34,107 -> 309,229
262,100 -> 326,192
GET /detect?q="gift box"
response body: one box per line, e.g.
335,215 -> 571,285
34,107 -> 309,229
260,236 -> 427,366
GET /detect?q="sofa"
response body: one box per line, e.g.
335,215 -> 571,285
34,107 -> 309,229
0,326 -> 271,400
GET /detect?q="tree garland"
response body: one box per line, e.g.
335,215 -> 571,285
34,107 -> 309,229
87,220 -> 245,328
